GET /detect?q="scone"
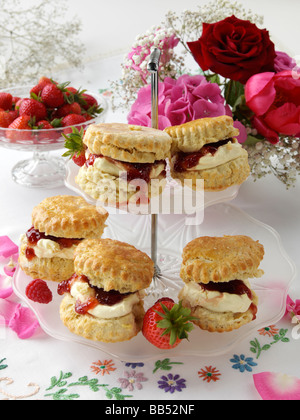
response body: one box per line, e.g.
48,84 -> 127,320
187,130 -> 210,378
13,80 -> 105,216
18,195 -> 108,282
178,235 -> 265,333
75,123 -> 172,206
58,238 -> 154,343
164,116 -> 250,191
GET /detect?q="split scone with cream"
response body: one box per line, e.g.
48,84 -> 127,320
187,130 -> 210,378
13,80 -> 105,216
178,235 -> 265,333
58,239 -> 154,343
75,123 -> 172,206
164,116 -> 250,191
19,195 -> 108,282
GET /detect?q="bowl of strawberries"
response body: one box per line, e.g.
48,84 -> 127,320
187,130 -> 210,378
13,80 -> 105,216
0,77 -> 108,188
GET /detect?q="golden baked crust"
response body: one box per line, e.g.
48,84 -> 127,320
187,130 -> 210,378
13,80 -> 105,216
181,235 -> 265,284
171,156 -> 250,191
179,292 -> 258,333
31,195 -> 108,239
60,294 -> 145,342
18,242 -> 74,282
83,123 -> 172,163
74,239 -> 154,293
165,116 -> 240,154
75,164 -> 167,205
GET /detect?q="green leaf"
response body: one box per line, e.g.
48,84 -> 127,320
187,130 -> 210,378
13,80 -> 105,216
224,80 -> 245,108
262,345 -> 271,351
152,358 -> 184,373
244,135 -> 263,146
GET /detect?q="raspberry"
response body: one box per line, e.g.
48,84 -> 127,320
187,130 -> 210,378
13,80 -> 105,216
25,279 -> 53,304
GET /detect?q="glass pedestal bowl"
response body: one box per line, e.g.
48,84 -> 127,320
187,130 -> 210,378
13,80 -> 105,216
0,86 -> 108,188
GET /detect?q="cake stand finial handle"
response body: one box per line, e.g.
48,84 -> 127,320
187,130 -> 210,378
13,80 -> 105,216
148,48 -> 161,131
148,48 -> 161,279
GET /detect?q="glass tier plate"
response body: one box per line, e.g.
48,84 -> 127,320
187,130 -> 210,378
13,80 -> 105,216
64,160 -> 242,214
13,204 -> 296,361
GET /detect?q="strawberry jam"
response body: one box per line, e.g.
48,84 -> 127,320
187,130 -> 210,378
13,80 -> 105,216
201,280 -> 257,318
85,154 -> 166,183
26,227 -> 81,249
174,138 -> 232,173
57,274 -> 133,316
75,298 -> 99,315
25,247 -> 36,261
91,286 -> 131,306
201,279 -> 253,300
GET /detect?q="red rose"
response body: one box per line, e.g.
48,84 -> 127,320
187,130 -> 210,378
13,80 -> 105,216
245,70 -> 300,144
187,15 -> 276,84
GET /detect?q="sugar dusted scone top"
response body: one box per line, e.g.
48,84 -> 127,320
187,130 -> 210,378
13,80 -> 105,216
180,235 -> 265,284
164,116 -> 240,153
74,239 -> 154,293
83,123 -> 172,163
32,195 -> 108,239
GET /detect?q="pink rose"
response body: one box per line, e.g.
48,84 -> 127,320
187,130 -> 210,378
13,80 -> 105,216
274,51 -> 297,72
245,70 -> 300,143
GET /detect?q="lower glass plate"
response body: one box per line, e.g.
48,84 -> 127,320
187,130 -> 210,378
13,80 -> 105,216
13,204 -> 296,362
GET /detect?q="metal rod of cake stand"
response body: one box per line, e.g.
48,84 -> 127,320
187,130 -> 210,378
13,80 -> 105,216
148,48 -> 161,278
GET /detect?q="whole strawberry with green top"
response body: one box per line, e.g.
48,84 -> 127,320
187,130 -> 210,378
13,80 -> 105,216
62,126 -> 86,167
41,81 -> 70,108
142,298 -> 196,349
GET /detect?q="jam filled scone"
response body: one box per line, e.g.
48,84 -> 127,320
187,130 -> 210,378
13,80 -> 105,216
18,195 -> 108,282
75,123 -> 172,206
164,116 -> 250,191
178,235 -> 265,333
58,239 -> 154,343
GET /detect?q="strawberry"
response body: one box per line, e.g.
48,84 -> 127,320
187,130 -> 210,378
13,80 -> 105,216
62,126 -> 86,166
61,113 -> 86,126
36,120 -> 60,142
62,113 -> 86,135
77,92 -> 103,118
38,76 -> 54,85
0,110 -> 19,128
15,98 -> 24,111
41,83 -> 66,108
0,111 -> 13,128
19,98 -> 47,121
142,299 -> 196,349
0,92 -> 13,110
37,120 -> 53,130
65,86 -> 78,97
8,115 -> 32,130
6,115 -> 34,141
81,93 -> 98,110
55,102 -> 82,118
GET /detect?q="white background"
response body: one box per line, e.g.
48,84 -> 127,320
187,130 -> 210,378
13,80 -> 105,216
68,0 -> 299,58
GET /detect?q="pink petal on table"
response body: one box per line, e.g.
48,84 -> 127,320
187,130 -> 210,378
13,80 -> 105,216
0,299 -> 39,339
0,274 -> 13,299
253,372 -> 300,400
3,265 -> 16,277
0,236 -> 19,258
8,304 -> 40,339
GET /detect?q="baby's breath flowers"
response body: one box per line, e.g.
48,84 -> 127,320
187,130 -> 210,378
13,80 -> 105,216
244,135 -> 300,188
0,0 -> 84,88
110,26 -> 185,110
